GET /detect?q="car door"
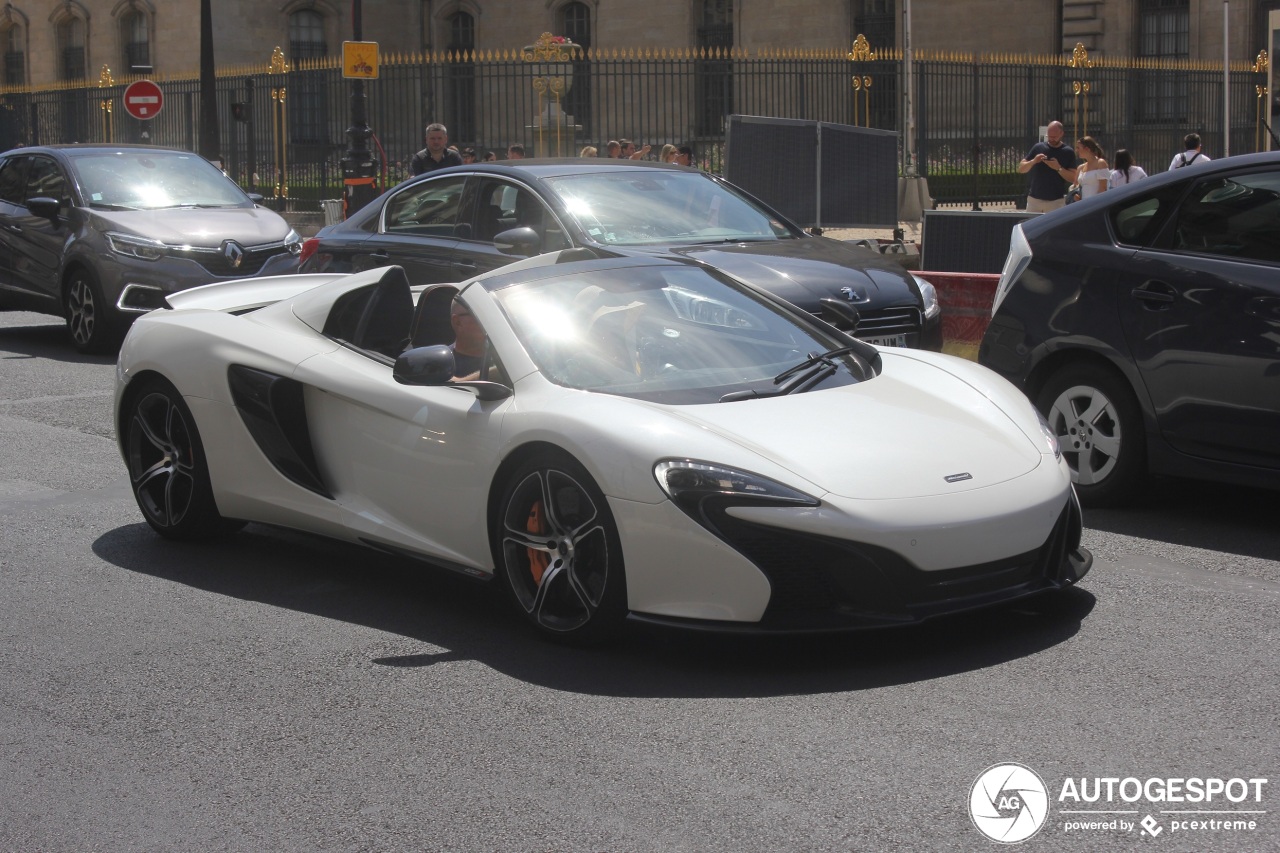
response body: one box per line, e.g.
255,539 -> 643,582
8,154 -> 71,305
292,331 -> 511,575
452,177 -> 571,280
349,174 -> 466,283
1118,166 -> 1280,470
0,153 -> 28,297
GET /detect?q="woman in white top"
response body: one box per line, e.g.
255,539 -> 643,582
1075,136 -> 1109,199
1110,149 -> 1149,187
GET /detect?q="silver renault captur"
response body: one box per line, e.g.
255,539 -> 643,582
0,144 -> 301,353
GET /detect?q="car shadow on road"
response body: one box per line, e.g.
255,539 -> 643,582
94,520 -> 1096,700
1084,478 -> 1279,563
0,318 -> 116,365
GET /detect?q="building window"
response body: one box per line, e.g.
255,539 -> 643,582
445,12 -> 476,143
1137,0 -> 1189,122
122,10 -> 150,73
559,2 -> 592,136
57,16 -> 86,81
853,0 -> 894,48
3,25 -> 23,86
696,0 -> 734,136
288,10 -> 330,147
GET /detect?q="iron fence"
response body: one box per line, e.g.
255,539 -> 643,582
0,44 -> 1269,212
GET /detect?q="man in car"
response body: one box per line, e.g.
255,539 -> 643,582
410,123 -> 463,176
449,298 -> 486,380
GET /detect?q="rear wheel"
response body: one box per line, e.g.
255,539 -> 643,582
65,267 -> 120,354
493,451 -> 627,643
124,378 -> 242,539
1038,364 -> 1146,506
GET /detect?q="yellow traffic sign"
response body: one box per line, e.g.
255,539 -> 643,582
342,41 -> 379,79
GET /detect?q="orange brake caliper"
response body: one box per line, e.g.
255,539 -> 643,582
526,500 -> 550,585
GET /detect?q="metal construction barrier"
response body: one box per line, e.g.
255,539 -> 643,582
321,199 -> 343,226
914,271 -> 1000,345
920,210 -> 1039,274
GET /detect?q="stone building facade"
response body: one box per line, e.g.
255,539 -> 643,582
0,0 -> 1275,89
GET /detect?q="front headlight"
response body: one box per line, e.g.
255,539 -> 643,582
284,228 -> 303,255
991,224 -> 1033,317
106,231 -> 166,261
1037,410 -> 1062,460
654,459 -> 819,524
913,275 -> 941,320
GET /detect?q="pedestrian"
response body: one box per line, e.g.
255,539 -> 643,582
675,145 -> 695,168
1109,149 -> 1148,187
482,150 -> 498,162
409,123 -> 463,176
619,139 -> 651,160
507,143 -> 525,160
606,140 -> 622,158
461,147 -> 477,164
579,145 -> 598,157
1073,136 -> 1109,200
659,144 -> 678,163
1017,120 -> 1077,213
1168,133 -> 1211,170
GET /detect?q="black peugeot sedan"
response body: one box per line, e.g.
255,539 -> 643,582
979,151 -> 1280,505
297,160 -> 942,350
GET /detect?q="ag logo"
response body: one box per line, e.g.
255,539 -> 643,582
969,762 -> 1049,844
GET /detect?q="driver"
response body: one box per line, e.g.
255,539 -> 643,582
449,298 -> 486,380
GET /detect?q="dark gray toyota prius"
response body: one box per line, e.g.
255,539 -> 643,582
0,144 -> 301,352
296,160 -> 942,350
980,151 -> 1280,505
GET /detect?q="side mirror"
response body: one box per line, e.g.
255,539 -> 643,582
819,297 -> 861,332
247,192 -> 265,204
493,226 -> 542,257
27,197 -> 63,221
394,344 -> 455,386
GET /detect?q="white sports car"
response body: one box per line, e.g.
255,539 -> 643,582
115,251 -> 1091,641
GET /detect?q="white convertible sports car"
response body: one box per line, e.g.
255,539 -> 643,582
115,251 -> 1092,641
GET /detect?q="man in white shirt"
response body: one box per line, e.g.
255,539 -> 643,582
1168,133 -> 1212,170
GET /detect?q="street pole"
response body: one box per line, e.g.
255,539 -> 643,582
199,0 -> 220,166
342,0 -> 379,218
1223,0 -> 1231,157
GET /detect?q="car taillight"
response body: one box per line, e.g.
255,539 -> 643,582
298,237 -> 320,267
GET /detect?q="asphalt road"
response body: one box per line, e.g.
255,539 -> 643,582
2,311 -> 1277,853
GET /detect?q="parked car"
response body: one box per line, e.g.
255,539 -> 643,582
979,151 -> 1280,505
115,251 -> 1088,642
297,160 -> 942,350
0,144 -> 302,352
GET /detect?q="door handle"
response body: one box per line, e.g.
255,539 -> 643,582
1131,281 -> 1176,307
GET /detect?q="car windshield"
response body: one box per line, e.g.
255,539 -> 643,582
68,150 -> 249,210
542,171 -> 800,246
492,262 -> 869,404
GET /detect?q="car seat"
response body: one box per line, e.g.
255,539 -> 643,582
409,284 -> 461,348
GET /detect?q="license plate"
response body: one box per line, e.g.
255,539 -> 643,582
864,333 -> 908,348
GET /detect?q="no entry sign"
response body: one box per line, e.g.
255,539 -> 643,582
123,80 -> 164,120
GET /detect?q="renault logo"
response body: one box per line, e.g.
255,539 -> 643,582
222,240 -> 245,269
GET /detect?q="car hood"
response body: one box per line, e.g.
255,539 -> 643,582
661,236 -> 919,312
657,356 -> 1043,500
90,206 -> 292,247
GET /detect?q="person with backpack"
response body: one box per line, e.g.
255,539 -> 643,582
1168,133 -> 1212,170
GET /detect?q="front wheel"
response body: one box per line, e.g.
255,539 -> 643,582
64,267 -> 121,354
124,378 -> 242,539
493,452 -> 627,643
1037,364 -> 1146,506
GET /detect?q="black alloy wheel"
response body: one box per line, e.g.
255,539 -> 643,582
1038,364 -> 1146,507
125,378 -> 242,539
495,451 -> 627,642
64,267 -> 119,354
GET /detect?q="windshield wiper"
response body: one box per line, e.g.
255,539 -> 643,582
89,202 -> 139,211
719,346 -> 859,402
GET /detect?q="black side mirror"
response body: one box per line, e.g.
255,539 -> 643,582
819,297 -> 861,333
394,344 -> 455,386
247,193 -> 265,204
27,197 -> 63,221
493,226 -> 542,257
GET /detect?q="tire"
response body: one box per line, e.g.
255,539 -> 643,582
64,266 -> 120,354
493,451 -> 627,643
1037,364 -> 1146,506
124,378 -> 243,540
